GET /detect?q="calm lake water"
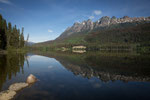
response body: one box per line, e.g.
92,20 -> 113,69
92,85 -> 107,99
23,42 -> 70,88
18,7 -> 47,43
0,51 -> 150,100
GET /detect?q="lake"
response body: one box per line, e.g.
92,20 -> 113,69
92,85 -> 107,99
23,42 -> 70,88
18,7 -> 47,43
0,51 -> 150,100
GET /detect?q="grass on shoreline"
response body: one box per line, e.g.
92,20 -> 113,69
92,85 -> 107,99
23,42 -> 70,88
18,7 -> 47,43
0,47 -> 28,54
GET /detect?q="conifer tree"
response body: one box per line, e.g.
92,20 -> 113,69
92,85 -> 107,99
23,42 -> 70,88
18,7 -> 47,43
0,14 -> 25,50
7,22 -> 12,48
0,14 -> 7,49
20,27 -> 25,48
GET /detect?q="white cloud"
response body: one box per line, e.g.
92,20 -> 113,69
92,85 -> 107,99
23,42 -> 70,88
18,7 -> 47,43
87,10 -> 102,20
89,16 -> 95,19
94,10 -> 102,15
48,29 -> 53,33
0,0 -> 12,5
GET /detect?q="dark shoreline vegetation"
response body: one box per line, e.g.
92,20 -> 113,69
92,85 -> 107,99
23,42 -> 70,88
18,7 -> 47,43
0,14 -> 26,53
31,17 -> 150,54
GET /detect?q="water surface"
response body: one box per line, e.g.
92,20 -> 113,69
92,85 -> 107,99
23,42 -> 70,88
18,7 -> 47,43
0,51 -> 150,100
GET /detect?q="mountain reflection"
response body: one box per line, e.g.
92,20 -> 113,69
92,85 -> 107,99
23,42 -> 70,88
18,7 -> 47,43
0,53 -> 26,90
1,51 -> 150,91
34,51 -> 150,82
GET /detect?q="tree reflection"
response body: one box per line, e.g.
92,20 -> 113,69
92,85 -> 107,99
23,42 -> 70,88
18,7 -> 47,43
0,53 -> 26,90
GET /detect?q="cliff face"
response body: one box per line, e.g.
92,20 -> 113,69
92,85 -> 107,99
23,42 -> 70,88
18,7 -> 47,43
57,16 -> 150,40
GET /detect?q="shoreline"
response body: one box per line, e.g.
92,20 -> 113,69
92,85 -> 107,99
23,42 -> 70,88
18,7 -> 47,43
0,50 -> 7,54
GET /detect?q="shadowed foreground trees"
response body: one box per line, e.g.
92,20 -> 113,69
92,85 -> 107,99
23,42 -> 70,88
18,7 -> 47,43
0,14 -> 25,50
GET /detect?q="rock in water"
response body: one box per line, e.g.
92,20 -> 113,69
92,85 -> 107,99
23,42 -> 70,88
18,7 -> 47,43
26,74 -> 37,84
0,83 -> 28,100
0,90 -> 16,100
0,74 -> 37,100
9,83 -> 28,92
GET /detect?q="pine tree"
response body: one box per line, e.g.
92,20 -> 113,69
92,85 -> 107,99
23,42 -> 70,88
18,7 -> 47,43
25,33 -> 29,46
16,29 -> 20,48
2,19 -> 7,49
0,14 -> 2,49
26,34 -> 29,43
0,14 -> 7,50
7,22 -> 12,48
9,25 -> 16,47
0,14 -> 25,50
20,27 -> 25,48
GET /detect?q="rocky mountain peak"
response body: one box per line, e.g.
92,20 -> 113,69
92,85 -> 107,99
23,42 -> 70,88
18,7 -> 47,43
57,16 -> 150,40
110,16 -> 118,24
73,22 -> 80,25
123,16 -> 130,19
99,16 -> 111,26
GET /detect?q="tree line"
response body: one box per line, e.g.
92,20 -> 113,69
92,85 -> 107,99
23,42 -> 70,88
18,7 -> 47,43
85,22 -> 150,44
0,14 -> 25,50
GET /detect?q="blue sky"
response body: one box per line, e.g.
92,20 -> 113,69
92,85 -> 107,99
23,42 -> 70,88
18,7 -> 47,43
0,0 -> 150,43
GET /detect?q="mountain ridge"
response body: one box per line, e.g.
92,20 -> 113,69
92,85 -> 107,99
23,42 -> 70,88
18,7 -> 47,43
32,16 -> 150,52
57,16 -> 150,40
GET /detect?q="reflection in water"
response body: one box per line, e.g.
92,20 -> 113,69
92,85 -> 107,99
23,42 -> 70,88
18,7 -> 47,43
72,50 -> 86,53
0,53 -> 26,91
0,51 -> 150,100
34,51 -> 150,82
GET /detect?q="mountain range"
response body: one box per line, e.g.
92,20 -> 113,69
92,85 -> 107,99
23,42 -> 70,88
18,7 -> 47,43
33,16 -> 150,52
57,16 -> 150,40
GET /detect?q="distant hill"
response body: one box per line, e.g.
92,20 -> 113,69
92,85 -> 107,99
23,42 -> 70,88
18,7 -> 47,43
25,41 -> 35,46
